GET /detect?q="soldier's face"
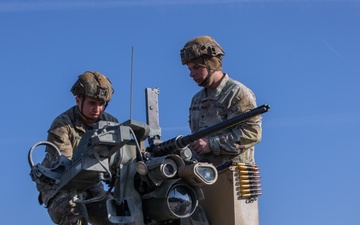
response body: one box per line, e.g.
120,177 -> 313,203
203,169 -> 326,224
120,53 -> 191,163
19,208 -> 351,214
187,62 -> 208,85
76,96 -> 105,120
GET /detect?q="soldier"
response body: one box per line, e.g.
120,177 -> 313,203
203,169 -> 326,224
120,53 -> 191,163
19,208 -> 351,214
180,35 -> 262,166
36,71 -> 118,225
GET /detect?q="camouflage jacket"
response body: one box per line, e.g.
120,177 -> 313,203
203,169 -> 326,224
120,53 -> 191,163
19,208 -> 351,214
37,106 -> 118,206
189,73 -> 262,166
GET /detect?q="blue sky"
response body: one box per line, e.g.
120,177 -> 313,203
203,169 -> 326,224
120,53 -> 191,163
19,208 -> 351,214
1,0 -> 360,224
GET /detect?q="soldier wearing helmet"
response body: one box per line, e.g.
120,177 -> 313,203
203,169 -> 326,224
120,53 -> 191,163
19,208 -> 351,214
70,71 -> 115,126
180,35 -> 225,88
36,71 -> 118,225
180,36 -> 262,166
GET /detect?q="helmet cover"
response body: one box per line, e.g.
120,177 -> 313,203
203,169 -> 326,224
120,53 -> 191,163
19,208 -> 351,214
70,71 -> 114,102
180,36 -> 225,65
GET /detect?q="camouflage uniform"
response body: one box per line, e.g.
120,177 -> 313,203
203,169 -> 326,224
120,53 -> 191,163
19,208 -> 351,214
37,105 -> 118,225
189,74 -> 262,166
181,36 -> 262,166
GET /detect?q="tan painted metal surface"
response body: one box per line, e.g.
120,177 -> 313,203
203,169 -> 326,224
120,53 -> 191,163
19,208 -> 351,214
199,166 -> 259,225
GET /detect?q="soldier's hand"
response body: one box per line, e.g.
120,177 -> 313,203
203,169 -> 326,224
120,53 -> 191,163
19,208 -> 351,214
191,138 -> 211,155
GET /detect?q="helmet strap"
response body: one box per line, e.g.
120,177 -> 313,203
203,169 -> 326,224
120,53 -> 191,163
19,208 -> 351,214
199,68 -> 213,87
198,57 -> 221,87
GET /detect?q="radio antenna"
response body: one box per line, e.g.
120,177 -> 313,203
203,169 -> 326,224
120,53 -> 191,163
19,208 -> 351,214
130,46 -> 134,120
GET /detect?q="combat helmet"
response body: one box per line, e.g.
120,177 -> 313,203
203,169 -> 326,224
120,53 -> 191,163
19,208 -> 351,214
71,71 -> 114,102
180,36 -> 225,65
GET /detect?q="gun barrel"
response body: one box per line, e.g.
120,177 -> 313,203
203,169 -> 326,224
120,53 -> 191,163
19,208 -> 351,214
179,104 -> 270,147
153,104 -> 270,156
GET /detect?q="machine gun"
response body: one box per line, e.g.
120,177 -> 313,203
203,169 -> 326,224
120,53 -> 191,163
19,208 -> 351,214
28,88 -> 270,225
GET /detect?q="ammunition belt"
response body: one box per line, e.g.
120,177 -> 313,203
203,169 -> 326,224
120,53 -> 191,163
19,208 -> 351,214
234,162 -> 262,203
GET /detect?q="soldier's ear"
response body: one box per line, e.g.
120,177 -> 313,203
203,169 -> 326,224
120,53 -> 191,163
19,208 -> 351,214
76,96 -> 81,107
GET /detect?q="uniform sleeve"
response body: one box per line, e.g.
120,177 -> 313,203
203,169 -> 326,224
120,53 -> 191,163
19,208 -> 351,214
208,87 -> 262,156
46,123 -> 74,159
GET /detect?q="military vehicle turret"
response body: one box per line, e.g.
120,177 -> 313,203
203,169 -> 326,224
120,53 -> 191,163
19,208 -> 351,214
28,87 -> 269,225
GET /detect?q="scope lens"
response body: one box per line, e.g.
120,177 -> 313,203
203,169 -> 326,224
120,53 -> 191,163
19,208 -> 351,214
196,167 -> 216,182
167,185 -> 194,217
162,159 -> 177,178
163,164 -> 175,176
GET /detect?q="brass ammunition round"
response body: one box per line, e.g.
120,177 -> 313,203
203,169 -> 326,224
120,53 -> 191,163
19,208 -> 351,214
238,170 -> 260,175
240,180 -> 251,184
240,179 -> 260,184
241,193 -> 262,198
239,175 -> 261,179
238,166 -> 259,171
241,193 -> 256,198
240,188 -> 262,194
240,183 -> 261,188
236,163 -> 257,167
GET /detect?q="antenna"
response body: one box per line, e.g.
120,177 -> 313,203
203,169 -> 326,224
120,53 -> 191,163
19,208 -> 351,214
130,46 -> 134,120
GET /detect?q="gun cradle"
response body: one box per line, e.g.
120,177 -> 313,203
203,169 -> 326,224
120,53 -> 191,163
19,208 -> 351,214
58,124 -> 133,192
57,156 -> 110,192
